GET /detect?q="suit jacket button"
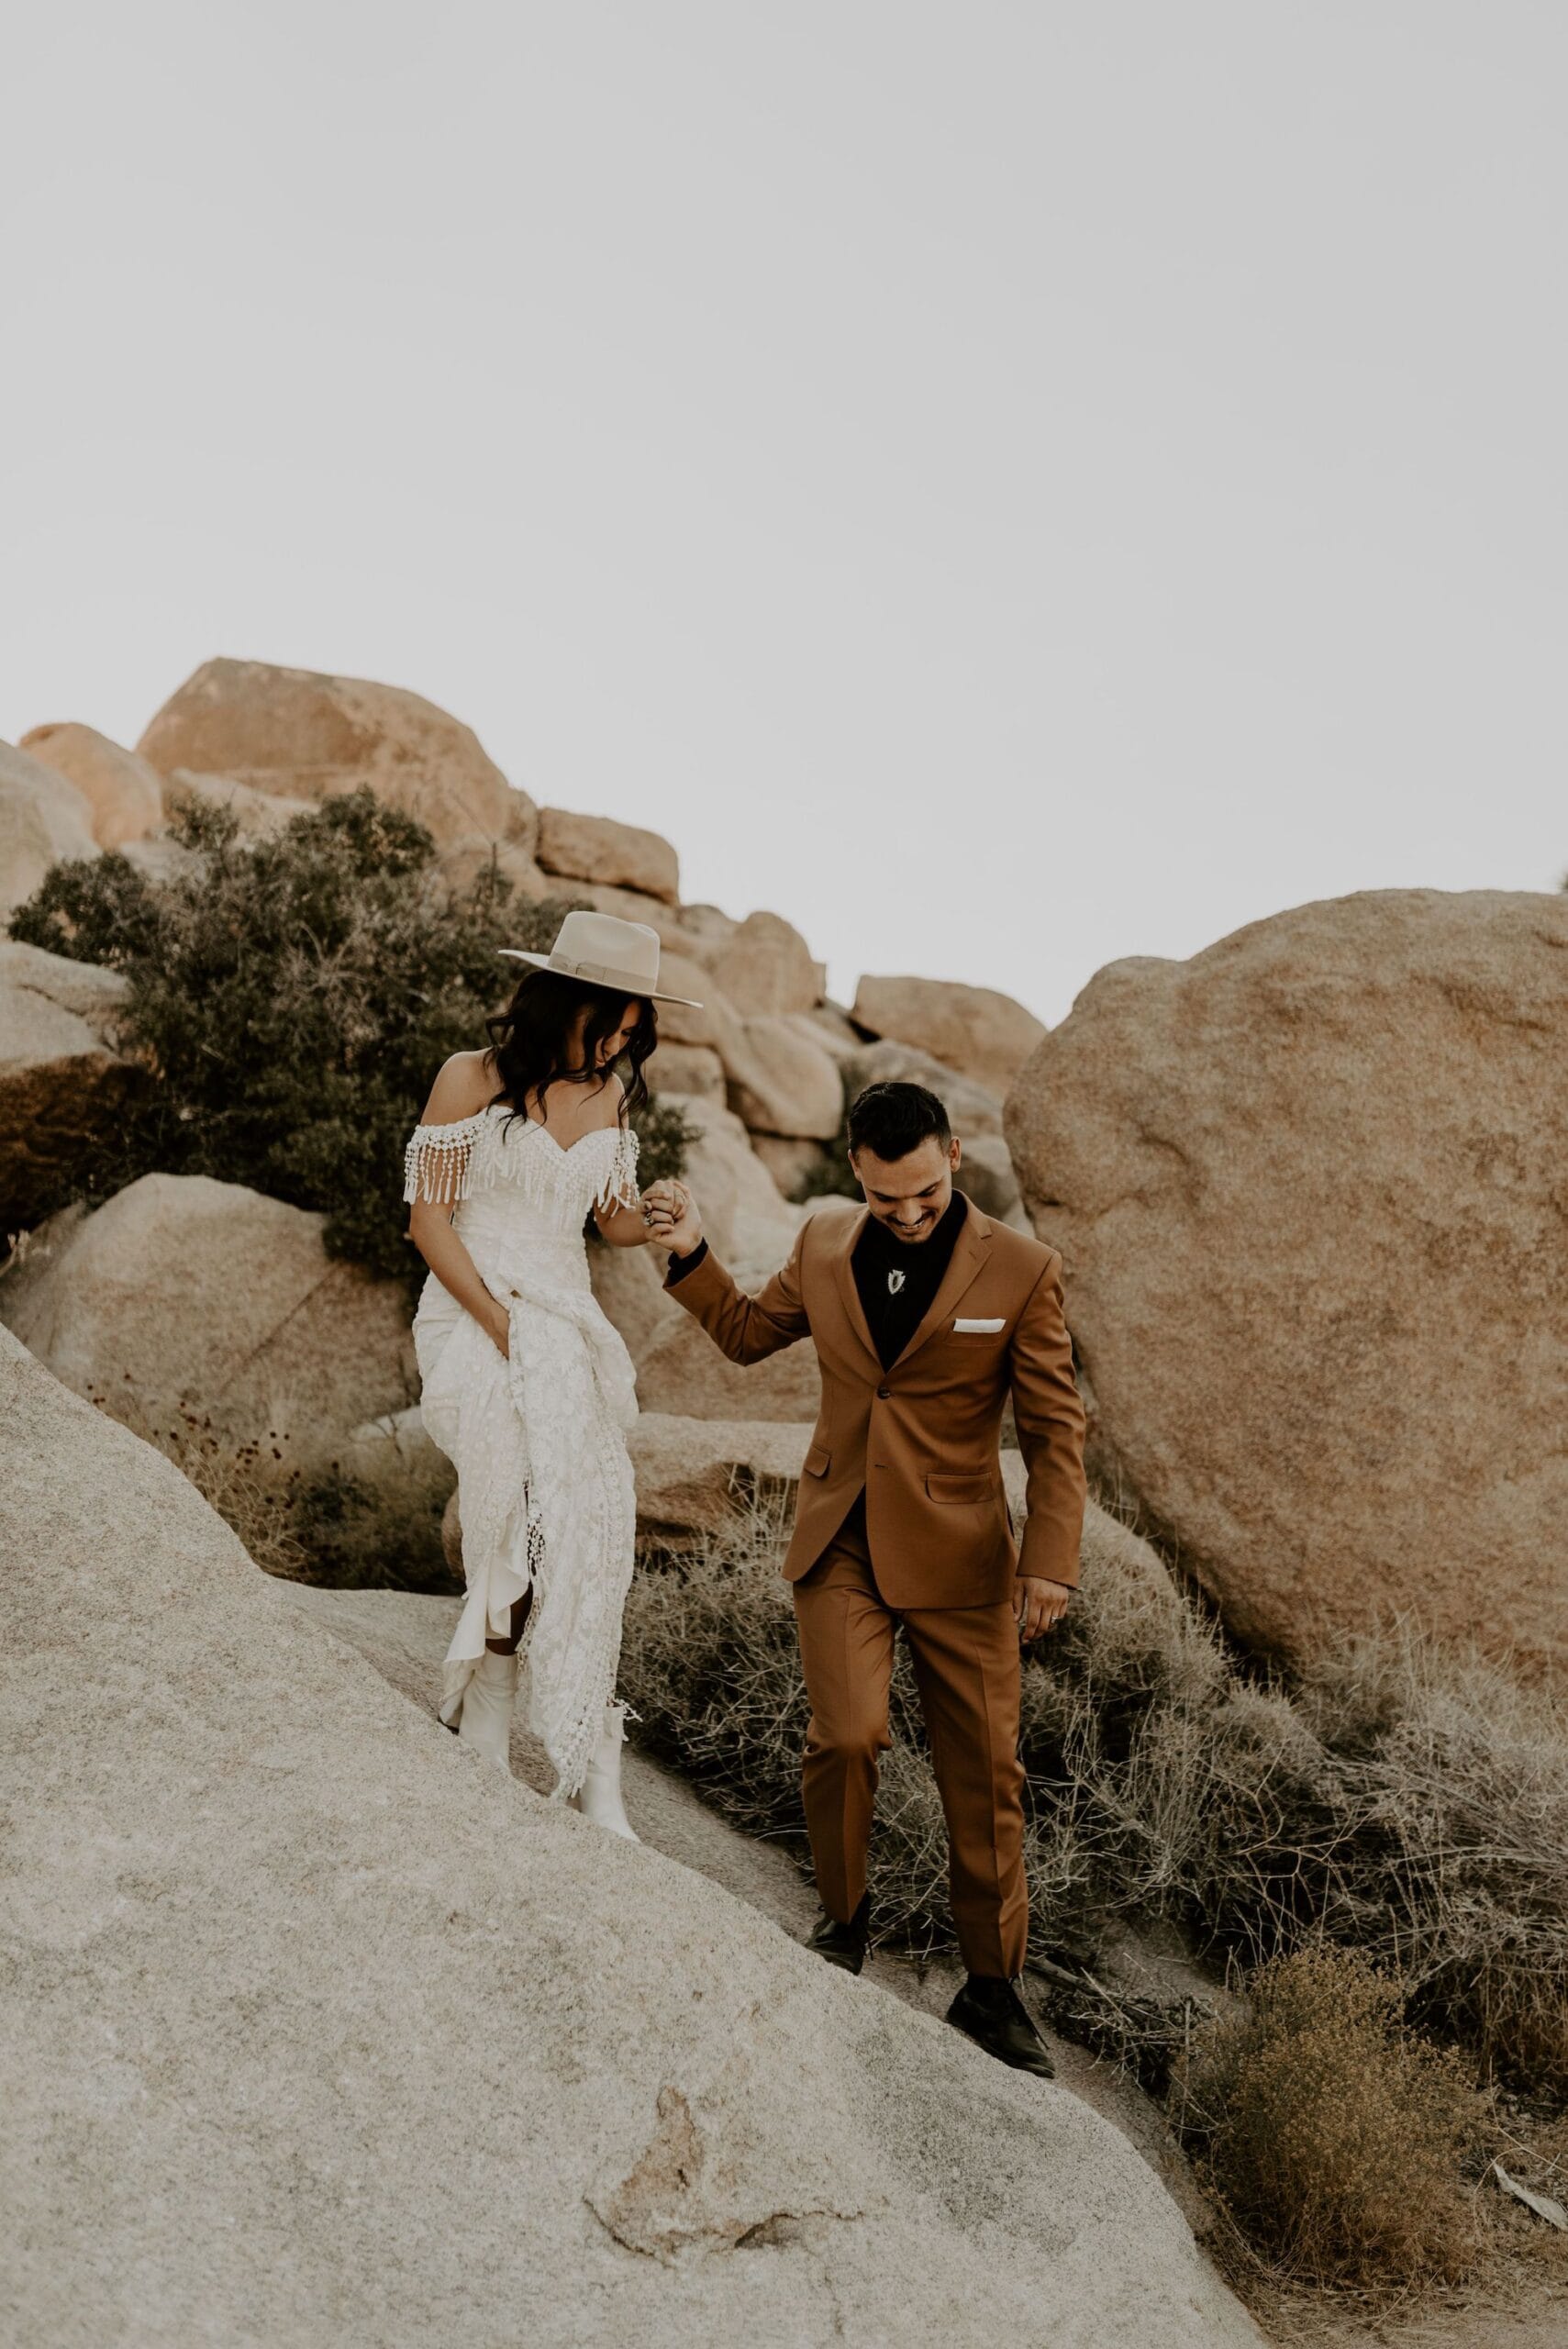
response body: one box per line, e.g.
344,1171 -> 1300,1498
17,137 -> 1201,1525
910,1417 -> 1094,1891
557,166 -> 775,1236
876,1384 -> 891,1399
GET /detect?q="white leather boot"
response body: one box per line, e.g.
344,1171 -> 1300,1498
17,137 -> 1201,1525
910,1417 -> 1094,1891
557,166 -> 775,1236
569,1700 -> 639,1841
457,1647 -> 518,1773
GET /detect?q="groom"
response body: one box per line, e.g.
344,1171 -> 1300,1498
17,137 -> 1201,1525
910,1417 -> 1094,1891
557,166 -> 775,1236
647,1079 -> 1085,2076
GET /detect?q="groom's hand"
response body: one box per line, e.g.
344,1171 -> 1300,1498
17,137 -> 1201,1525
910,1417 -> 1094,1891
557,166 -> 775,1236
1015,1575 -> 1071,1642
642,1179 -> 704,1257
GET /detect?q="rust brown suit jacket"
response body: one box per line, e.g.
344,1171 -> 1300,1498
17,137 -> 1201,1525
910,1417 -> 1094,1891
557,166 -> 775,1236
663,1196 -> 1087,1610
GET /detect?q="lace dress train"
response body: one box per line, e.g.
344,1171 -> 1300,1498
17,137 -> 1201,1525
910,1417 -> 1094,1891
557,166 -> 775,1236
404,1105 -> 640,1800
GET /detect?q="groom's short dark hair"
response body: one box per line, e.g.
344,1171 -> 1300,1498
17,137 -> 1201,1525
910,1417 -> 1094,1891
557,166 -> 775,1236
847,1080 -> 951,1161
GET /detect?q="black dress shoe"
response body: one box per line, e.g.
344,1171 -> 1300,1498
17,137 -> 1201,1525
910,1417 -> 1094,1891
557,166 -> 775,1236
946,1974 -> 1056,2077
805,1892 -> 871,1974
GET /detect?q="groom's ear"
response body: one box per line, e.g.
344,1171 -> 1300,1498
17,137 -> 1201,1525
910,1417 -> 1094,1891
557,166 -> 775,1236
949,1136 -> 962,1171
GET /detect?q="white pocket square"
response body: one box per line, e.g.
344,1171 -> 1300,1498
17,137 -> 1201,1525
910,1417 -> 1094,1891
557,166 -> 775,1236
953,1316 -> 1006,1333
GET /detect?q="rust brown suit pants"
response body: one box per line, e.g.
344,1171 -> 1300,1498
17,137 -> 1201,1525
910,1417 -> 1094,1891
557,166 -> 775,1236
791,1491 -> 1029,1978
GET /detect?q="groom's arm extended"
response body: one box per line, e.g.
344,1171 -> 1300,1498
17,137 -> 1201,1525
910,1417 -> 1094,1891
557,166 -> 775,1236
664,1222 -> 811,1364
1008,1250 -> 1088,1591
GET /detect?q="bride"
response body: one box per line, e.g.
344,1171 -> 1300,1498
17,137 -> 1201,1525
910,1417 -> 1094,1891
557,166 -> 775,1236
404,910 -> 700,1840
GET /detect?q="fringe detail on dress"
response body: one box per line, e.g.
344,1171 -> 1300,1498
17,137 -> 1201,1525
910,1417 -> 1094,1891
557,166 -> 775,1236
593,1128 -> 642,1218
404,1112 -> 487,1206
404,1111 -> 641,1231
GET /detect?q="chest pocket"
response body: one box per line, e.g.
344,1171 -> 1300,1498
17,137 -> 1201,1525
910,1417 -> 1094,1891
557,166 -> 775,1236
927,1471 -> 999,1505
944,1320 -> 1010,1353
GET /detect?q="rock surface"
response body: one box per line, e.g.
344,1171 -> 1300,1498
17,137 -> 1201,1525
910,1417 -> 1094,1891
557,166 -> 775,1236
629,1411 -> 813,1543
17,722 -> 164,846
164,766 -> 304,838
0,942 -> 143,1233
283,1578 -> 1222,2254
434,833 -> 556,905
136,658 -> 534,851
0,740 -> 98,915
853,974 -> 1047,1101
714,1008 -> 844,1140
536,807 -> 680,904
847,1036 -> 1006,1137
635,1308 -> 823,1425
749,1133 -> 835,1198
1006,889 -> 1568,1670
339,1403 -> 451,1496
648,949 -> 723,1049
0,1170 -> 416,1458
955,1131 -> 1025,1226
624,1146 -> 821,1419
706,911 -> 824,1017
646,1040 -> 726,1097
666,1096 -> 806,1275
590,1242 -> 685,1369
0,1328 -> 1260,2348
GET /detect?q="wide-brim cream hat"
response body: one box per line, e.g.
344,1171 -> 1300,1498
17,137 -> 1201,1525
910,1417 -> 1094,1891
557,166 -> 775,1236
499,908 -> 703,1008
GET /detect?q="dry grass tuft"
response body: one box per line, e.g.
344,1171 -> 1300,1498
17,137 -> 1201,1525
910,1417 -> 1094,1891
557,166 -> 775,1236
1173,1947 -> 1488,2288
86,1383 -> 459,1596
90,1384 -> 309,1580
623,1486 -> 1568,2107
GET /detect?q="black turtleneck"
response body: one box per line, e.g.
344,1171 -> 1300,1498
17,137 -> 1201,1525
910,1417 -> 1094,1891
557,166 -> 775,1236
665,1188 -> 971,1370
851,1190 -> 969,1369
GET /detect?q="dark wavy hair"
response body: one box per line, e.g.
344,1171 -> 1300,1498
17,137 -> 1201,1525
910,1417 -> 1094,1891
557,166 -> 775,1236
484,970 -> 657,1130
847,1079 -> 951,1159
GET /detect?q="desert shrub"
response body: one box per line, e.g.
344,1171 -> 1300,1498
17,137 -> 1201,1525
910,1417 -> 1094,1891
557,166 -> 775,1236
1173,1948 -> 1485,2286
286,1461 -> 460,1595
89,1384 -> 308,1582
622,1488 -> 1568,2101
85,1380 -> 460,1595
9,791 -> 693,1284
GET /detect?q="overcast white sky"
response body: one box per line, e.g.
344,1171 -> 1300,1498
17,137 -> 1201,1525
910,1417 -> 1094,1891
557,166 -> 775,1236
3,4 -> 1563,1020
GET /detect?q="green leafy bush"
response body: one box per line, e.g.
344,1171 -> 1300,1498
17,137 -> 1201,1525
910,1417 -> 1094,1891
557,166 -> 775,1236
9,790 -> 692,1285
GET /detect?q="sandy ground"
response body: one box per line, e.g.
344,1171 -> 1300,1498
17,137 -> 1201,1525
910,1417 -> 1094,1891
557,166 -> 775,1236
283,1583 -> 1568,2349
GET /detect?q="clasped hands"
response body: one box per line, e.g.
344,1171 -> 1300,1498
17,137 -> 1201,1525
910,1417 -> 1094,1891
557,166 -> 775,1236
640,1177 -> 702,1255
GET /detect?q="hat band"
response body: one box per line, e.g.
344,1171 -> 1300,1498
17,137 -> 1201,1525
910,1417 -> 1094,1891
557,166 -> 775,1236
550,952 -> 657,996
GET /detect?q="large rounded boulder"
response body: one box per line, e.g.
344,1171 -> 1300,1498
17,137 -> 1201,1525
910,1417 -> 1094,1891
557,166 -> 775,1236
17,723 -> 164,847
706,911 -> 825,1017
137,658 -> 536,851
535,807 -> 680,903
0,942 -> 145,1233
0,740 -> 98,916
1006,889 -> 1568,1673
0,1170 -> 416,1459
852,974 -> 1046,1101
0,1325 -> 1259,2347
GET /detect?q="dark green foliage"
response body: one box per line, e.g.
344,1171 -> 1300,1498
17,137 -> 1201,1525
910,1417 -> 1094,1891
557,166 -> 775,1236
9,843 -> 167,970
626,1093 -> 697,1195
7,789 -> 692,1286
286,1464 -> 462,1595
792,1078 -> 859,1202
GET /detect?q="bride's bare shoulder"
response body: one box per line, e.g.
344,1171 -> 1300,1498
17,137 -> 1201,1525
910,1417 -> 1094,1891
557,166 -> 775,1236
418,1050 -> 500,1126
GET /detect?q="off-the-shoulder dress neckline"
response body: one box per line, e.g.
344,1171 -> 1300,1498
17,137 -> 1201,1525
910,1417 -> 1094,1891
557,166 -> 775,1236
483,1099 -> 626,1159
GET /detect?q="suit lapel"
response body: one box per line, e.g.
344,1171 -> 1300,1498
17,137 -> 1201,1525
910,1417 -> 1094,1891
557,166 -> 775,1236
891,1203 -> 992,1370
829,1206 -> 881,1369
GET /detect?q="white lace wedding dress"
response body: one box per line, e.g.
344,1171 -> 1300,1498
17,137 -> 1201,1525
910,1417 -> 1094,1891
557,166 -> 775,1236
404,1103 -> 640,1799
